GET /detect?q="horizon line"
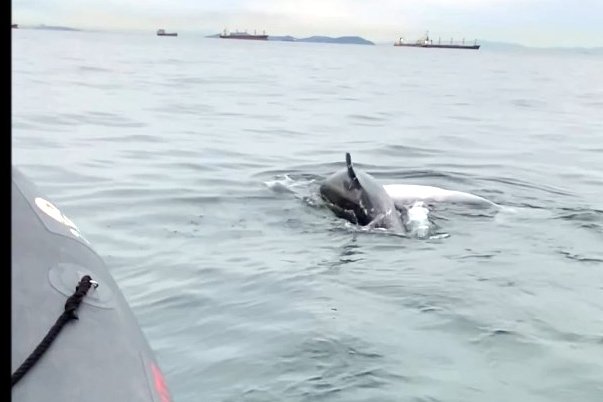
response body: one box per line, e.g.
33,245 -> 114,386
12,24 -> 603,50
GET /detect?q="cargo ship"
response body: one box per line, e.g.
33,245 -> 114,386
394,31 -> 479,50
157,29 -> 178,37
219,29 -> 268,40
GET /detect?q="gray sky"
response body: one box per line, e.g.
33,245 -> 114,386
12,0 -> 603,47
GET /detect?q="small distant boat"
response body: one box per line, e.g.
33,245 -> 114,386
12,24 -> 19,29
394,31 -> 480,50
219,29 -> 268,40
157,29 -> 177,37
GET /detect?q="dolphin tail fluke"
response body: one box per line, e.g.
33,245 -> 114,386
345,153 -> 361,189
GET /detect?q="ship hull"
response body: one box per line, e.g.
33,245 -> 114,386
394,43 -> 479,50
219,34 -> 268,40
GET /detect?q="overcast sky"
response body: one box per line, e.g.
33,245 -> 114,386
12,0 -> 603,47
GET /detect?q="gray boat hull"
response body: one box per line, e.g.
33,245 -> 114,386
11,167 -> 172,402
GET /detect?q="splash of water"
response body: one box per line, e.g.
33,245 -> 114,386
406,201 -> 432,239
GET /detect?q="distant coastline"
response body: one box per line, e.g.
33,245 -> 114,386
21,24 -> 81,31
207,33 -> 374,45
12,25 -> 603,51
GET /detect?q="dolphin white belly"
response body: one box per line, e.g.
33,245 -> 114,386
383,184 -> 499,207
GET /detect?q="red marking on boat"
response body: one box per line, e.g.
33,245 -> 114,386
151,363 -> 172,402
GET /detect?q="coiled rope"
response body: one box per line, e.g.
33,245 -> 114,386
11,275 -> 97,387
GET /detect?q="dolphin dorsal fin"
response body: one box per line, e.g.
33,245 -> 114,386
346,153 -> 361,189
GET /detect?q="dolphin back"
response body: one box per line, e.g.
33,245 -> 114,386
345,152 -> 361,190
320,153 -> 406,232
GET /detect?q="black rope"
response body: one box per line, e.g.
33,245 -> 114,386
11,275 -> 96,388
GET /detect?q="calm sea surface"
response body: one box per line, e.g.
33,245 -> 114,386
12,29 -> 603,401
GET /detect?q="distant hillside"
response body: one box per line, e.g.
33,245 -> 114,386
267,35 -> 296,42
295,36 -> 374,45
206,33 -> 374,45
30,24 -> 81,31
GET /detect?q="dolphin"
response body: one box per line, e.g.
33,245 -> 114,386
383,184 -> 499,208
319,153 -> 405,232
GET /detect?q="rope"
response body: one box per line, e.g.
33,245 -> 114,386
11,275 -> 96,387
